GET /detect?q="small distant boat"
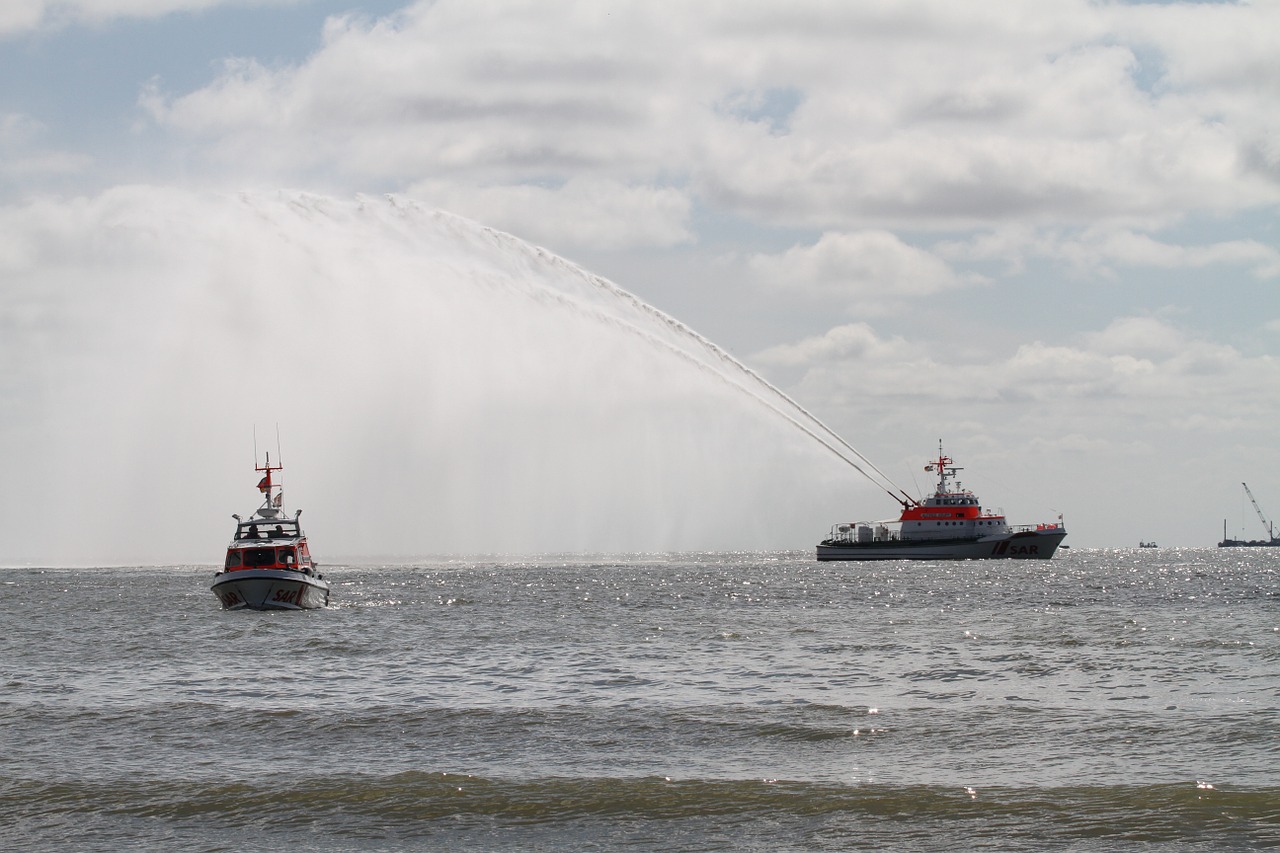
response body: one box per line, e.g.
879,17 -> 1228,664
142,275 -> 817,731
1139,541 -> 1158,549
1218,483 -> 1280,548
817,442 -> 1066,561
210,453 -> 329,610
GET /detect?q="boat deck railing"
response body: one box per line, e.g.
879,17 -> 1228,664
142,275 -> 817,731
825,520 -> 1063,546
1014,523 -> 1066,533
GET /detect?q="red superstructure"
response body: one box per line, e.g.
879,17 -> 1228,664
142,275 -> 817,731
894,446 -> 1010,540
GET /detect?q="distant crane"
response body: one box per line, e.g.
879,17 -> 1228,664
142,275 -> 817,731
1242,482 -> 1274,540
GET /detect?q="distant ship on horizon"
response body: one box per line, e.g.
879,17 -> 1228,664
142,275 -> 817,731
1218,482 -> 1280,548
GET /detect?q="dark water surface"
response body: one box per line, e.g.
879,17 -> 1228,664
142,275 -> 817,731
2,549 -> 1277,851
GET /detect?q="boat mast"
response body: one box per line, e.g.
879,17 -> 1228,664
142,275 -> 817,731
256,451 -> 283,507
923,439 -> 961,495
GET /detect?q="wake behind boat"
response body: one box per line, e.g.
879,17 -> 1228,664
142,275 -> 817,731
211,453 -> 329,610
817,443 -> 1066,561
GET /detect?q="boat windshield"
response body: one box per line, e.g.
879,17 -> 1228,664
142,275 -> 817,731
225,546 -> 298,569
235,521 -> 300,540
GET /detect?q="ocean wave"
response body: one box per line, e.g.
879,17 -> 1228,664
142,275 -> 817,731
5,773 -> 1277,850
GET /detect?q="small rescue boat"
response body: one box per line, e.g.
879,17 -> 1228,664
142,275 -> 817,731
211,453 -> 329,610
817,442 -> 1066,561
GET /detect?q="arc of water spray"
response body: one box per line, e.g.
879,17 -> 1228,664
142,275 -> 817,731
581,271 -> 914,506
472,225 -> 916,508
378,199 -> 913,508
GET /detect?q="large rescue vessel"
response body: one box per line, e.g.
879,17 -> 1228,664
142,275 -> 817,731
817,443 -> 1066,561
211,453 -> 329,610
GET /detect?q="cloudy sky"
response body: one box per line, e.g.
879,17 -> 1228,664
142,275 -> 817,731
2,0 -> 1278,562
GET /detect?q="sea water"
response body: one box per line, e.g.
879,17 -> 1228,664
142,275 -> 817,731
2,548 -> 1276,851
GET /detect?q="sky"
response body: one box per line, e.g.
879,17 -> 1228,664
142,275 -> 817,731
1,0 -> 1278,563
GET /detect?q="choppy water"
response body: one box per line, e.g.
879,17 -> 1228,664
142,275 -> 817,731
2,549 -> 1277,851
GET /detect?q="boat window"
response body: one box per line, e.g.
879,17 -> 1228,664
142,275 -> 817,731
237,522 -> 298,540
278,548 -> 295,566
225,551 -> 242,569
244,548 -> 277,567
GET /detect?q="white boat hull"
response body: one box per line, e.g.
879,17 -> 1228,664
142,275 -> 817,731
816,529 -> 1067,561
211,569 -> 330,610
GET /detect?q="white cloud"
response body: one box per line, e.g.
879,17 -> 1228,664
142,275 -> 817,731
760,314 -> 1277,413
0,112 -> 44,145
0,113 -> 93,180
1114,0 -> 1280,100
0,1 -> 44,32
936,225 -> 1280,281
0,150 -> 93,180
1084,316 -> 1185,357
145,3 -> 710,183
754,322 -> 914,369
747,231 -> 975,304
0,0 -> 299,34
134,0 -> 1280,237
1092,231 -> 1280,279
693,4 -> 1280,229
